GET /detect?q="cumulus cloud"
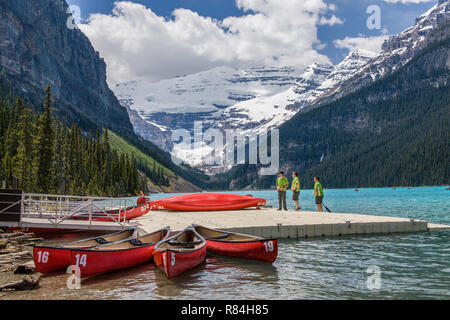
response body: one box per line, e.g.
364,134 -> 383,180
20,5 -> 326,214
333,35 -> 389,54
79,0 -> 340,85
382,0 -> 434,3
319,15 -> 345,26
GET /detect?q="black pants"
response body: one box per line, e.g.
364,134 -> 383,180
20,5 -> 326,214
278,191 -> 287,210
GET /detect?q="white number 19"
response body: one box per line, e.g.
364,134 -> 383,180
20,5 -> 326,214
264,241 -> 274,252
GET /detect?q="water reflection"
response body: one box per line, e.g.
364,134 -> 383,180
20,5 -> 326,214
4,232 -> 449,300
4,187 -> 449,300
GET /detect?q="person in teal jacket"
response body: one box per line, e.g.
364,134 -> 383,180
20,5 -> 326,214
276,171 -> 289,211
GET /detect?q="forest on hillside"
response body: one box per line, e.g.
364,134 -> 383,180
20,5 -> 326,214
229,39 -> 450,190
0,84 -> 172,196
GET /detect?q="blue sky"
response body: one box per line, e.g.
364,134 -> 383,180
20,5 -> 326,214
66,0 -> 438,84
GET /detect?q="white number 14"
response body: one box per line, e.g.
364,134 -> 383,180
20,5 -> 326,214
75,254 -> 87,267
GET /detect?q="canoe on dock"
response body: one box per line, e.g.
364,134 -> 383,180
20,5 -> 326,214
33,228 -> 137,274
152,227 -> 207,279
73,203 -> 151,222
192,225 -> 278,263
70,227 -> 170,278
150,193 -> 266,212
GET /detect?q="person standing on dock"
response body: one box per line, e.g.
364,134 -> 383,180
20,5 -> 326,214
312,177 -> 324,212
291,172 -> 301,211
276,172 -> 289,211
137,191 -> 149,206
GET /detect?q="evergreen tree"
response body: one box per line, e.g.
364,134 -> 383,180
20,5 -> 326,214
14,98 -> 35,191
34,85 -> 55,193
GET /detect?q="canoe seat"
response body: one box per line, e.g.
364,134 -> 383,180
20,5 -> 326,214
129,239 -> 144,246
95,238 -> 108,245
168,240 -> 202,248
208,233 -> 230,240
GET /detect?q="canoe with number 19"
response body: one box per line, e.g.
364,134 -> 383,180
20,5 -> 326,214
192,225 -> 278,263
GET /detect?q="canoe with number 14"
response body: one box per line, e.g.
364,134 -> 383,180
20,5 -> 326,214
33,228 -> 137,274
70,227 -> 170,278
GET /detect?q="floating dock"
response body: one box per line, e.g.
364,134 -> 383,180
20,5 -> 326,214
0,190 -> 134,233
3,217 -> 127,232
136,208 -> 450,239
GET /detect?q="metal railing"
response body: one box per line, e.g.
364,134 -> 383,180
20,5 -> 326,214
20,193 -> 134,228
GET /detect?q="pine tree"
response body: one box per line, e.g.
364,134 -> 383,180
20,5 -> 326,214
34,85 -> 55,193
14,99 -> 35,191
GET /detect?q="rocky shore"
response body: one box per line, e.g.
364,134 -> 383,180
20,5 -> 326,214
0,228 -> 42,295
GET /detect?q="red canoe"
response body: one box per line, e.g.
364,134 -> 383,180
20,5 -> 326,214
152,227 -> 207,279
73,202 -> 151,222
151,193 -> 266,212
33,228 -> 137,274
70,227 -> 170,278
192,225 -> 278,263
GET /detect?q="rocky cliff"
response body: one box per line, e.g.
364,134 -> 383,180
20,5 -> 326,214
0,0 -> 133,133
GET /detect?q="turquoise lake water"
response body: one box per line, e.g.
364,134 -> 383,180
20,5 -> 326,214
5,186 -> 449,300
150,186 -> 450,225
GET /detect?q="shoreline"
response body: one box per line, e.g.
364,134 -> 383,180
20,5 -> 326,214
0,229 -> 42,294
148,185 -> 449,195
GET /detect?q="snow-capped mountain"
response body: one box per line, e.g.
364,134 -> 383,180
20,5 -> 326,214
114,0 -> 449,172
116,50 -> 373,169
219,50 -> 376,135
317,0 -> 449,104
115,66 -> 302,116
114,65 -> 304,154
217,63 -> 334,132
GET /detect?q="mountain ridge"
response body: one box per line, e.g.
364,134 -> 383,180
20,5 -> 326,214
0,0 -> 133,133
116,1 -> 448,177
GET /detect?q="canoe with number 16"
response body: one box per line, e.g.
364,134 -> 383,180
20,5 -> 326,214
33,228 -> 137,274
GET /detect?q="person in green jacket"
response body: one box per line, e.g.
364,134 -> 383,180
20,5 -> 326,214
312,176 -> 324,212
291,172 -> 301,211
276,171 -> 289,211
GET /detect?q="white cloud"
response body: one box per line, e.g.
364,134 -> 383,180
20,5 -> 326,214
79,0 -> 340,85
333,35 -> 389,54
319,15 -> 345,26
382,0 -> 434,3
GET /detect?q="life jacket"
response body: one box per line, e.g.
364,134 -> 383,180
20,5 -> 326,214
137,196 -> 149,205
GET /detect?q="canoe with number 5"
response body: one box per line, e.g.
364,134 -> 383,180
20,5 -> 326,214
152,227 -> 207,279
70,227 -> 170,278
192,225 -> 278,263
33,228 -> 137,274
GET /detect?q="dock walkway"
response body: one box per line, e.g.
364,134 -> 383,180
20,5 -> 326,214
136,208 -> 450,239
